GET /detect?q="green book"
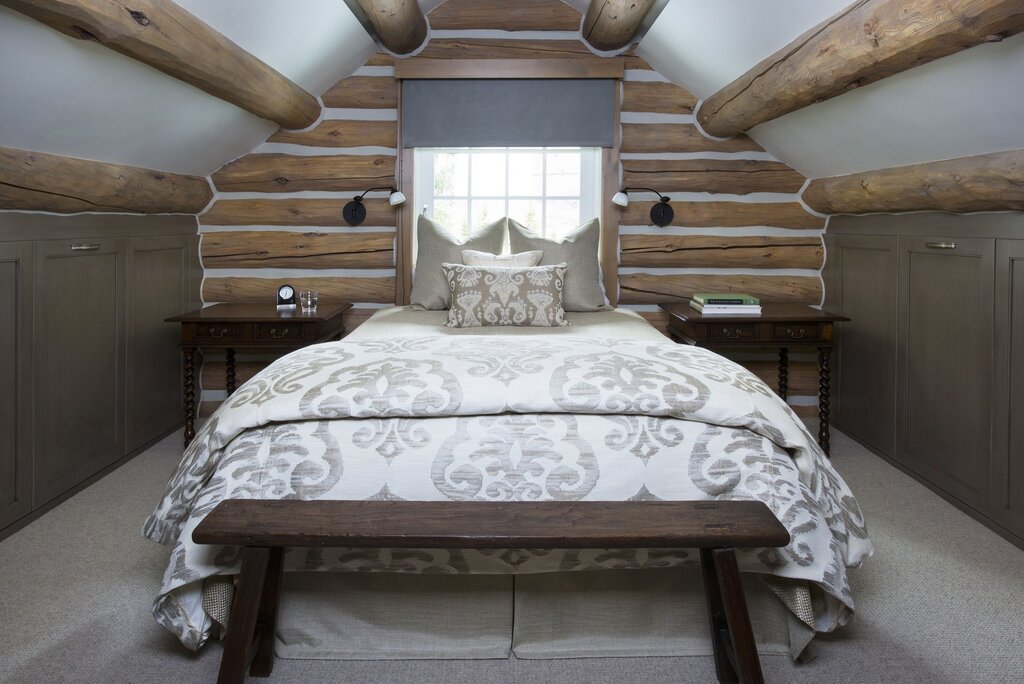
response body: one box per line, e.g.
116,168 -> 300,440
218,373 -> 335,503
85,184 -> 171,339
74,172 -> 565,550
692,293 -> 760,306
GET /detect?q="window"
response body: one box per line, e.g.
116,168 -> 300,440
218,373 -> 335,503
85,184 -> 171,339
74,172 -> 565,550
414,147 -> 601,241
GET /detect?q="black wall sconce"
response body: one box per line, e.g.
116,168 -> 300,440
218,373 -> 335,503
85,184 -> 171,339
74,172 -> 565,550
343,186 -> 407,226
611,187 -> 673,227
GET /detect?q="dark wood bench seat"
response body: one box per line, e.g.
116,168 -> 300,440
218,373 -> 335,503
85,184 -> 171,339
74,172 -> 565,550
192,499 -> 791,684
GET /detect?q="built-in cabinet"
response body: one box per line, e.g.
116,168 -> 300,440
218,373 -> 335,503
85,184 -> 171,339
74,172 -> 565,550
0,214 -> 199,538
825,213 -> 1024,546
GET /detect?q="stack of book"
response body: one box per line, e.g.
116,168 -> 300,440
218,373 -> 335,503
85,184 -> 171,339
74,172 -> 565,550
690,293 -> 762,315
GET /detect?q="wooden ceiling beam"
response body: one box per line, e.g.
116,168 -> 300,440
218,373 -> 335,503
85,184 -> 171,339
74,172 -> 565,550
802,149 -> 1024,214
354,0 -> 427,55
0,147 -> 213,214
582,0 -> 657,52
696,0 -> 1024,138
0,0 -> 320,130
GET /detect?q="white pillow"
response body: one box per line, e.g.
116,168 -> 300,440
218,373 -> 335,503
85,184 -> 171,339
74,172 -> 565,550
461,249 -> 543,267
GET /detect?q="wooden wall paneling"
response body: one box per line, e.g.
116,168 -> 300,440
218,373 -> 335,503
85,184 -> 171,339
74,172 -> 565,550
619,201 -> 823,230
621,81 -> 697,114
202,198 -> 396,227
201,231 -> 395,269
203,276 -> 396,304
427,0 -> 581,30
621,159 -> 806,194
0,242 -> 31,530
322,77 -> 399,109
618,273 -> 822,304
620,123 -> 762,153
619,234 -> 823,269
268,120 -> 398,149
993,239 -> 1024,538
211,154 -> 397,193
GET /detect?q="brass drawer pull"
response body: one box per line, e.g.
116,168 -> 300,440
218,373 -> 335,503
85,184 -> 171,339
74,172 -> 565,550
786,327 -> 806,339
269,328 -> 291,339
208,327 -> 229,339
722,328 -> 745,339
70,243 -> 101,251
926,241 -> 956,250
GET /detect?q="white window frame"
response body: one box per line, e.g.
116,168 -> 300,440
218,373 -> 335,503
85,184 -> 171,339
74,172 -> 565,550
414,147 -> 602,241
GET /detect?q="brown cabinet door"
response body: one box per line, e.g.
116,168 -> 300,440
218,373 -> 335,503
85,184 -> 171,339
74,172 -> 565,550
126,236 -> 190,451
0,242 -> 33,530
992,239 -> 1024,538
897,236 -> 994,508
33,238 -> 126,504
826,233 -> 898,457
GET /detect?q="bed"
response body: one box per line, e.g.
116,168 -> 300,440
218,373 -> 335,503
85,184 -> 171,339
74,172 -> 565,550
144,305 -> 872,662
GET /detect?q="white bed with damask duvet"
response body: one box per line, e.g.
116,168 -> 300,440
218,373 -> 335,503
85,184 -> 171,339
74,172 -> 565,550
144,306 -> 871,661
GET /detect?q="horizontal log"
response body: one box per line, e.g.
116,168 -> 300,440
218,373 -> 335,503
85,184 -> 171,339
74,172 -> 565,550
354,0 -> 427,55
211,154 -> 396,193
364,52 -> 395,66
802,149 -> 1024,214
621,81 -> 697,114
0,146 -> 212,214
268,120 -> 397,148
621,124 -> 762,154
621,159 -> 806,194
417,38 -> 594,61
1,0 -> 319,130
203,276 -> 396,304
202,198 -> 397,227
619,235 -> 823,269
696,0 -> 1024,137
201,231 -> 394,269
395,58 -> 624,79
623,54 -> 654,70
619,201 -> 824,229
618,273 -> 822,304
582,0 -> 657,52
322,77 -> 399,109
428,0 -> 580,30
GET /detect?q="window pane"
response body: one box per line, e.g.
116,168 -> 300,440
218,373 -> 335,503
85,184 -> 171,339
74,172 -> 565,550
508,199 -> 543,232
545,199 -> 580,238
471,199 -> 505,230
508,152 -> 543,196
546,152 -> 581,196
434,152 -> 468,196
433,199 -> 468,238
471,152 -> 506,196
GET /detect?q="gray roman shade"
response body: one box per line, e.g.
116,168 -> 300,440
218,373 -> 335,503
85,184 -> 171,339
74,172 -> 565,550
401,79 -> 615,148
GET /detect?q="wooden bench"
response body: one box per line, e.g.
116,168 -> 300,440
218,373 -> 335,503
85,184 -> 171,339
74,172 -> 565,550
192,500 -> 791,684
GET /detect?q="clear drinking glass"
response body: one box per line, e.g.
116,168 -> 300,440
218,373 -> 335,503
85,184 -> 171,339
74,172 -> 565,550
299,290 -> 319,312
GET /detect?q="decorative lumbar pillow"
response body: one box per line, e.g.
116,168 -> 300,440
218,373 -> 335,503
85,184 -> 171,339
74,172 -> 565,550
461,249 -> 543,267
442,262 -> 570,328
410,215 -> 506,310
507,217 -> 610,312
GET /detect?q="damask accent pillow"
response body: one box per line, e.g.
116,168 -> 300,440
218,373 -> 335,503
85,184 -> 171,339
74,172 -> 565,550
442,262 -> 570,328
462,249 -> 543,267
410,215 -> 506,310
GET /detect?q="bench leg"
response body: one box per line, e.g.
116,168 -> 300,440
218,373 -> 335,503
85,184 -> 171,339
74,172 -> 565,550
250,547 -> 284,677
218,547 -> 271,684
700,548 -> 765,684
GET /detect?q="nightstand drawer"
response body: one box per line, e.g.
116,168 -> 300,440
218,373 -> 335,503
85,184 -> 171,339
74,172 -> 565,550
192,323 -> 243,342
254,323 -> 305,343
770,323 -> 822,342
708,323 -> 759,342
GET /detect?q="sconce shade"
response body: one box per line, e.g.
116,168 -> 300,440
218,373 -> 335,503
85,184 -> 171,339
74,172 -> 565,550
611,191 -> 629,207
389,190 -> 407,206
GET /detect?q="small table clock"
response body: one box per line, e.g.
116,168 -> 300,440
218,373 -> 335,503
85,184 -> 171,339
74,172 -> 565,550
277,284 -> 296,309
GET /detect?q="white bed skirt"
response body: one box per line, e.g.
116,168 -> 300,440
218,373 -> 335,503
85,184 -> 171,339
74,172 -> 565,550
274,568 -> 806,661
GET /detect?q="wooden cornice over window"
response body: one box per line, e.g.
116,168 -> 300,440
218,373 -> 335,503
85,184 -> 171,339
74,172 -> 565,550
394,58 -> 624,80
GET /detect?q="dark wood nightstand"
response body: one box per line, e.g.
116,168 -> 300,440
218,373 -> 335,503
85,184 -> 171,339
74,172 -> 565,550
167,303 -> 352,446
660,302 -> 849,455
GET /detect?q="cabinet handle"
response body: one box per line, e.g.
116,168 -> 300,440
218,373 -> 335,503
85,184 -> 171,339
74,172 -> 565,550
786,327 -> 806,339
269,328 -> 290,339
208,327 -> 228,339
70,243 -> 101,251
722,327 -> 745,339
926,241 -> 956,250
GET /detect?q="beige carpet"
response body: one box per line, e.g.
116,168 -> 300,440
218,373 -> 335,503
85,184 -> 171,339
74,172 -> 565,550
2,422 -> 1023,684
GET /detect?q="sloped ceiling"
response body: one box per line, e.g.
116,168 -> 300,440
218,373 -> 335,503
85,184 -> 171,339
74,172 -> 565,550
0,0 -> 374,176
639,0 -> 1024,178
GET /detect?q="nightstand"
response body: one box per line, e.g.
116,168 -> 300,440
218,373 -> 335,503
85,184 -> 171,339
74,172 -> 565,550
167,303 -> 352,446
660,302 -> 849,455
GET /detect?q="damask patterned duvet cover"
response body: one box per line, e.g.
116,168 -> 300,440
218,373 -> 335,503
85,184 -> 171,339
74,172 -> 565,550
143,336 -> 872,650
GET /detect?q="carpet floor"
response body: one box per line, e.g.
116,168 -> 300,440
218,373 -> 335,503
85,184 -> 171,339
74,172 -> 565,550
1,422 -> 1023,684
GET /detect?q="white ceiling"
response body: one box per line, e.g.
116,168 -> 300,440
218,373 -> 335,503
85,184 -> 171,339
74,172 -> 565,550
0,0 -> 374,176
639,0 -> 1024,178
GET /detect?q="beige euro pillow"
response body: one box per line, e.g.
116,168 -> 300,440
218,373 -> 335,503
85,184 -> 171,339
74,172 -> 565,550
507,217 -> 610,312
462,249 -> 543,267
443,262 -> 569,328
410,215 -> 506,310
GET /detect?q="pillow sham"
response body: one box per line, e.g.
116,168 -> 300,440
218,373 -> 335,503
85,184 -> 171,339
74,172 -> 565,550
410,215 -> 506,310
462,249 -> 543,267
442,262 -> 569,328
507,217 -> 610,312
